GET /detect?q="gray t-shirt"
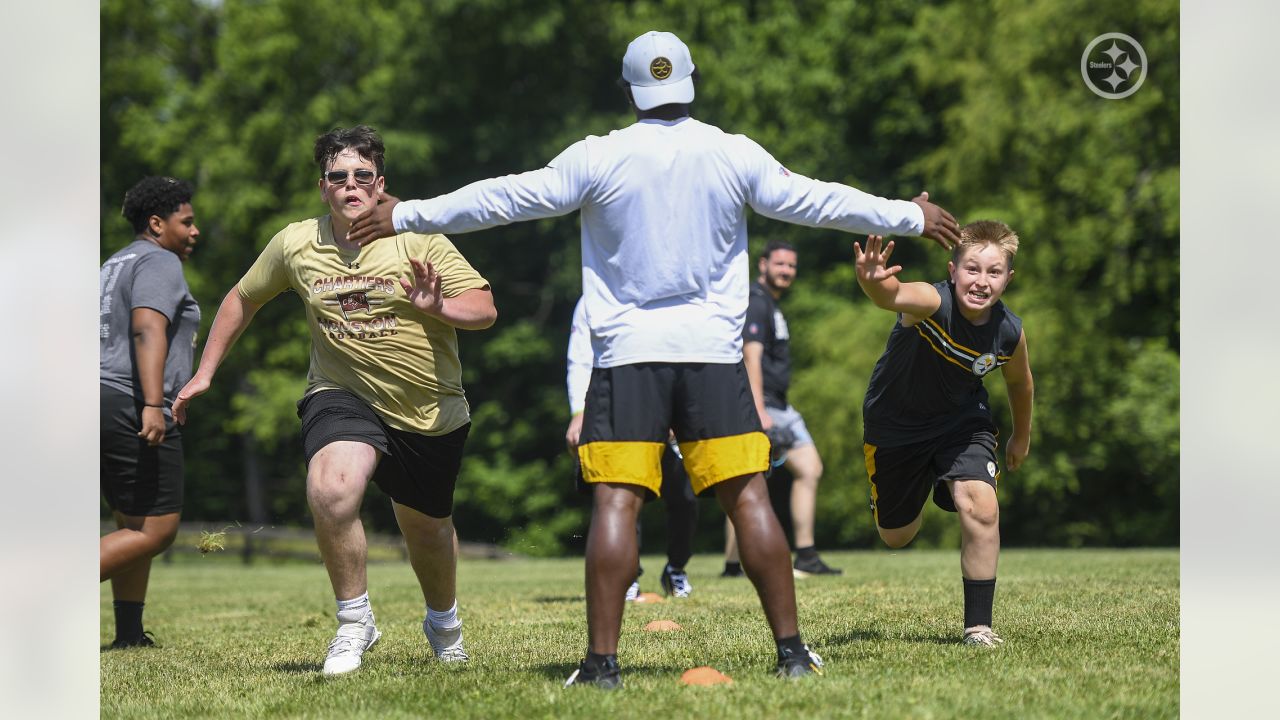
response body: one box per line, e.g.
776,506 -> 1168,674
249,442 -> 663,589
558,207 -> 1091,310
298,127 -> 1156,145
99,239 -> 201,408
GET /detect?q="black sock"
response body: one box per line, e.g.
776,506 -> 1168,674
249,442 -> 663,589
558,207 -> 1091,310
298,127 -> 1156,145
775,634 -> 807,660
723,561 -> 741,574
963,577 -> 997,629
795,545 -> 818,561
113,600 -> 145,641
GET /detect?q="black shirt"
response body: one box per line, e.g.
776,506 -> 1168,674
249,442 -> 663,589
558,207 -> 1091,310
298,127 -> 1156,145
743,281 -> 791,408
863,280 -> 1023,446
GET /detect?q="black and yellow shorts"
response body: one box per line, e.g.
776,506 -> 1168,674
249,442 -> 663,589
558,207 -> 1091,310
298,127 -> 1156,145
577,362 -> 769,496
862,419 -> 1000,530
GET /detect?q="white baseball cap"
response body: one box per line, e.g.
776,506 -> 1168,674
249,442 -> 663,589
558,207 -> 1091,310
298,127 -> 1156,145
621,31 -> 695,110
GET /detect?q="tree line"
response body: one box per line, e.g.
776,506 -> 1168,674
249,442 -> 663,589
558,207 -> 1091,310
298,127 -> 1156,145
101,0 -> 1179,554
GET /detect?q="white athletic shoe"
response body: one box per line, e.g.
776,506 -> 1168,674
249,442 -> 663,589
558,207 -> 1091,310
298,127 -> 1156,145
424,618 -> 469,662
322,611 -> 381,675
961,627 -> 1004,647
624,579 -> 641,602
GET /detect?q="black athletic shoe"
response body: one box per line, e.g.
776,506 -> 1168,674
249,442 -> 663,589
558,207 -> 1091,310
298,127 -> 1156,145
792,554 -> 843,577
110,631 -> 157,649
775,645 -> 824,679
563,656 -> 622,689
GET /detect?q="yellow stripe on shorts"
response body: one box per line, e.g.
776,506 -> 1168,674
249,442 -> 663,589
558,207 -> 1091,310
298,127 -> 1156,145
578,441 -> 666,494
677,431 -> 770,495
863,443 -> 880,525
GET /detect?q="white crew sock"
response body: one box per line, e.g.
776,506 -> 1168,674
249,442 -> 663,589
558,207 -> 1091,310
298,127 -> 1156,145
426,600 -> 460,630
336,592 -> 371,624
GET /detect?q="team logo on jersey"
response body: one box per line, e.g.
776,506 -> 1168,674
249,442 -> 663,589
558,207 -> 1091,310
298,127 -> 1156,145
748,322 -> 760,336
325,290 -> 386,320
773,310 -> 790,341
987,461 -> 997,478
650,56 -> 673,80
972,353 -> 997,376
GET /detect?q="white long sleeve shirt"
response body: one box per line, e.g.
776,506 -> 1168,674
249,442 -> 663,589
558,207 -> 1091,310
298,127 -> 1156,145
566,297 -> 593,414
394,117 -> 924,368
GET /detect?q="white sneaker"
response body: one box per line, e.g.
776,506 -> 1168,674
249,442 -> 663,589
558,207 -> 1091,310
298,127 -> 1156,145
961,627 -> 1004,647
424,618 -> 469,662
322,611 -> 381,675
624,579 -> 641,602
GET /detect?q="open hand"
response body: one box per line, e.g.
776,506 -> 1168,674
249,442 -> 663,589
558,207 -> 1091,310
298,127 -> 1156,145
401,258 -> 444,316
911,191 -> 960,250
853,235 -> 903,284
172,374 -> 210,426
347,192 -> 401,246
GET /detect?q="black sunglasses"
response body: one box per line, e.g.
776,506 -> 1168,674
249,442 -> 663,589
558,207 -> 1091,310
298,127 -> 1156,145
324,169 -> 377,185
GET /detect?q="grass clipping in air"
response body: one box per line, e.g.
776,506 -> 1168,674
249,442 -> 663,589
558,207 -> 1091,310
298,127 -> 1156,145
197,524 -> 237,554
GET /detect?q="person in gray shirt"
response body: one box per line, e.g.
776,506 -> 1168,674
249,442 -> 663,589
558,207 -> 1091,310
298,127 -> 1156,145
99,176 -> 201,648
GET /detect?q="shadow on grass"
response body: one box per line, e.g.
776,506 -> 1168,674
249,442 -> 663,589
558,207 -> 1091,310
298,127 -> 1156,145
272,660 -> 322,674
825,627 -> 954,646
530,661 -> 688,682
531,595 -> 586,604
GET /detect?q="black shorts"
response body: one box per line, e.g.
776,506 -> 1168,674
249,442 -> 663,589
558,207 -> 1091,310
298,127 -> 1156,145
577,362 -> 768,496
862,419 -> 1000,530
297,389 -> 470,518
100,385 -> 184,516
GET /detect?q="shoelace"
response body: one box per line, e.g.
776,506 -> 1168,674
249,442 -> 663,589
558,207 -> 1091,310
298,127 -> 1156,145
669,573 -> 692,595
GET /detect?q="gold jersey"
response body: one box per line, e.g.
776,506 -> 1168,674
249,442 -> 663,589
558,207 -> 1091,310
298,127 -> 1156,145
238,215 -> 489,435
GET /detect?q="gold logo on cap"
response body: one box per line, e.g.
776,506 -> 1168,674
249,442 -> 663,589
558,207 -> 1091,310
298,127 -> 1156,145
650,57 -> 673,80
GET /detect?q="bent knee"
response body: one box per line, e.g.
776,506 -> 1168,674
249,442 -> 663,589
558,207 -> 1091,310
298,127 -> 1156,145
878,525 -> 918,549
951,482 -> 999,526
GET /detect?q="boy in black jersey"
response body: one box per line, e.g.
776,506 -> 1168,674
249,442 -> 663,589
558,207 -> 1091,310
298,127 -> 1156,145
854,219 -> 1034,646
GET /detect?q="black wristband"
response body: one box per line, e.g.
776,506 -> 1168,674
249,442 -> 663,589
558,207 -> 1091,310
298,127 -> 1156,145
143,403 -> 166,409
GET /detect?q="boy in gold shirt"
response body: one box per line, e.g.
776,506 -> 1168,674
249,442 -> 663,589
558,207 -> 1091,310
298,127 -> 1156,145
174,126 -> 496,675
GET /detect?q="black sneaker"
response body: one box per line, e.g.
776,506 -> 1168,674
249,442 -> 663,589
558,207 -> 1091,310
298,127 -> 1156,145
660,564 -> 693,598
775,645 -> 824,679
110,631 -> 157,649
792,554 -> 842,577
563,656 -> 622,689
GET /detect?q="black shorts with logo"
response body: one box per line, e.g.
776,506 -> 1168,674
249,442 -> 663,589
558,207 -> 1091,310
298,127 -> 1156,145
577,362 -> 769,496
862,418 -> 1000,530
101,385 -> 184,516
297,388 -> 470,518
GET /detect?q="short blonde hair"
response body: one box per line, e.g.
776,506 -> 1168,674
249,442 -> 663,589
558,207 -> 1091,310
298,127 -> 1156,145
953,220 -> 1020,267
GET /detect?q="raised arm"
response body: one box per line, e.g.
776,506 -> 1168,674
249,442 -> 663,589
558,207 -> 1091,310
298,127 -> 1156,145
172,287 -> 262,424
400,257 -> 497,330
131,308 -> 171,446
999,330 -> 1034,471
853,235 -> 942,322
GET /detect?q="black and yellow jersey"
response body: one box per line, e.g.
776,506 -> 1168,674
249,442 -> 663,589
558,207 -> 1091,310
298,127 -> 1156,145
863,280 -> 1022,446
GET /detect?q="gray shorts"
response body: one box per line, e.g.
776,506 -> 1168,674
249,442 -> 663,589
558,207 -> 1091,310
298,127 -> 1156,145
765,405 -> 814,448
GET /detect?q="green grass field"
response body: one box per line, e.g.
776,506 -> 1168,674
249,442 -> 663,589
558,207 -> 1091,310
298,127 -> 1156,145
100,549 -> 1177,719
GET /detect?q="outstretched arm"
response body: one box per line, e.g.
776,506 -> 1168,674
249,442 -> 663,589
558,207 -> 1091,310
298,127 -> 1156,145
853,235 -> 942,321
172,288 -> 262,424
400,257 -> 497,330
1000,330 -> 1034,471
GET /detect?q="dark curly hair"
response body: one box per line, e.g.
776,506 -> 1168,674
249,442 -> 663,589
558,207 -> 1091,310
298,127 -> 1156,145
314,125 -> 385,176
121,176 -> 195,234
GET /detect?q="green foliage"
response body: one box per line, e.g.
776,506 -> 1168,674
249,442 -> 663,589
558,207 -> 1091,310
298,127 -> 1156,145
101,0 -> 1177,551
